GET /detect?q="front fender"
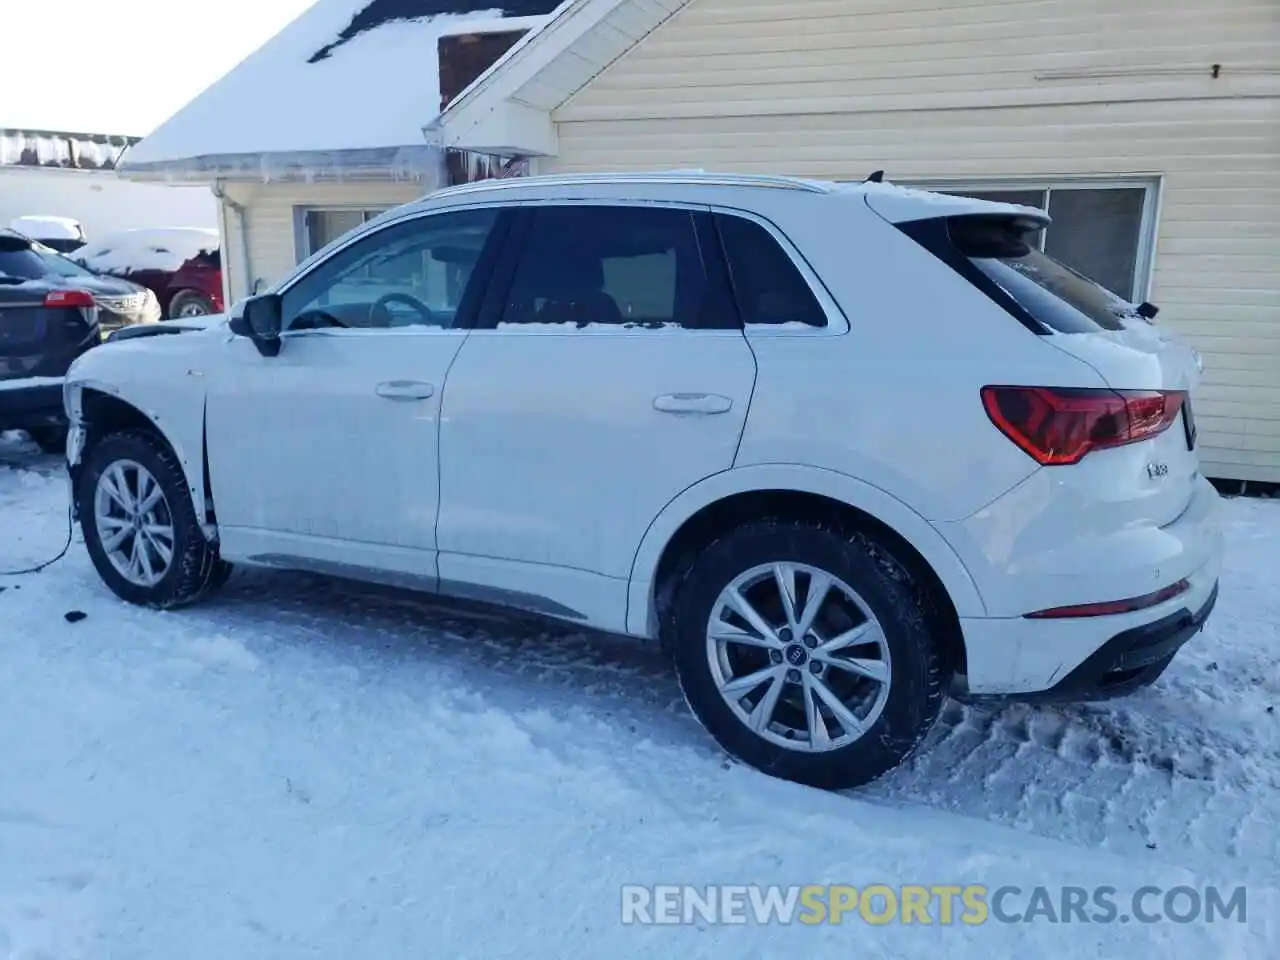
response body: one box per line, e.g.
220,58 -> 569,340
65,367 -> 211,537
625,463 -> 987,637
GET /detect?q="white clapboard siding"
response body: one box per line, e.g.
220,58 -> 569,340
543,0 -> 1280,481
218,182 -> 428,302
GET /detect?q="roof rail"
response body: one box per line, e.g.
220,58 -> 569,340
424,170 -> 833,199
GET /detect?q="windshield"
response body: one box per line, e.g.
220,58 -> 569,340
948,215 -> 1136,334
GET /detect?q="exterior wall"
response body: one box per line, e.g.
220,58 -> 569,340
217,180 -> 429,303
544,0 -> 1280,482
0,166 -> 217,240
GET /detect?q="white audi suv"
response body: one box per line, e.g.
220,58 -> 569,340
63,171 -> 1223,789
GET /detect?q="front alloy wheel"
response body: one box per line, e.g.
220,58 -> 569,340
93,459 -> 176,587
78,430 -> 229,608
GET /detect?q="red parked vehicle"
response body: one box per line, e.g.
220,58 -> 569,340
70,228 -> 224,319
164,247 -> 223,318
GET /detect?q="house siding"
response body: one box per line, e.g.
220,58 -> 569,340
219,181 -> 427,302
543,0 -> 1280,482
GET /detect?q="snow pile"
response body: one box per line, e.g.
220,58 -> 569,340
9,215 -> 85,242
123,0 -> 558,170
0,447 -> 1277,956
71,227 -> 219,276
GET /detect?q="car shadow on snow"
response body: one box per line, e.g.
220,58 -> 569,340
0,433 -> 62,476
206,565 -> 1278,882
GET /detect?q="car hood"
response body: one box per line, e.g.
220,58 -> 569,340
106,312 -> 229,341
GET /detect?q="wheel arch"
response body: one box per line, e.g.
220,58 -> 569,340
67,381 -> 213,534
628,465 -> 985,668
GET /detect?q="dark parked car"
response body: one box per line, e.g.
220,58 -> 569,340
0,229 -> 160,452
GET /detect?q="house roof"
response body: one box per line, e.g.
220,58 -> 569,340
433,0 -> 691,156
121,0 -> 563,180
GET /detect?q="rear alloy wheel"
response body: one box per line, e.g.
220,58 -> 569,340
168,290 -> 214,319
78,430 -> 227,608
668,521 -> 944,790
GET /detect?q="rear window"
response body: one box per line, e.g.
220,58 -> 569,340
0,236 -> 48,281
900,214 -> 1140,335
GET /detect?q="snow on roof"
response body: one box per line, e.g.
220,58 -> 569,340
9,216 -> 85,241
123,0 -> 562,172
71,228 -> 220,276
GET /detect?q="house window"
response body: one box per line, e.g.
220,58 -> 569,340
923,181 -> 1157,302
301,207 -> 389,258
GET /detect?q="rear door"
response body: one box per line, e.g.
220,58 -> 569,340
435,202 -> 756,628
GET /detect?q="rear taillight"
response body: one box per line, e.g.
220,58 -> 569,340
982,386 -> 1185,466
44,289 -> 96,309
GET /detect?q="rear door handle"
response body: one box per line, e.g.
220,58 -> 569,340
375,380 -> 435,401
653,392 -> 733,415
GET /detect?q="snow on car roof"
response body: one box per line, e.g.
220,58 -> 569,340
9,215 -> 85,241
123,0 -> 561,170
71,228 -> 219,276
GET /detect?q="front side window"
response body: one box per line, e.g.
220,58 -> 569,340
281,208 -> 498,331
716,214 -> 827,328
497,205 -> 729,329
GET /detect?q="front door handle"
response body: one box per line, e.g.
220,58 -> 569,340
653,392 -> 733,415
375,380 -> 435,401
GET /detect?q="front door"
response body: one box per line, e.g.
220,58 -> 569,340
204,206 -> 505,583
436,203 -> 757,628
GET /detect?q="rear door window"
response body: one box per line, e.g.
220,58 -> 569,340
495,205 -> 736,330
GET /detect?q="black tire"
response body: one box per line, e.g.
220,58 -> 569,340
78,430 -> 227,608
167,290 -> 214,320
26,425 -> 68,455
667,521 -> 944,790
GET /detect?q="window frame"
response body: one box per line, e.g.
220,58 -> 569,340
293,205 -> 393,261
896,177 -> 1161,303
470,199 -> 745,335
274,205 -> 513,336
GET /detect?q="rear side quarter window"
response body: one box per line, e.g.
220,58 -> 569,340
715,214 -> 827,329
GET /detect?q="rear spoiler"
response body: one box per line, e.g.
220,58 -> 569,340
859,182 -> 1052,228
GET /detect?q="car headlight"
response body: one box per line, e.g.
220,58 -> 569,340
143,288 -> 162,323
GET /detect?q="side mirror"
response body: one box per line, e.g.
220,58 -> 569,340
230,293 -> 283,357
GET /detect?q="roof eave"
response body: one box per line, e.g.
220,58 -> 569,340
118,143 -> 448,185
434,99 -> 559,156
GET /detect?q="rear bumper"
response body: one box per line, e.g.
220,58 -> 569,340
960,582 -> 1218,703
0,380 -> 65,430
951,475 -> 1223,696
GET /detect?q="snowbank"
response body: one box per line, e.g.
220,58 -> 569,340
9,215 -> 84,241
72,227 -> 219,276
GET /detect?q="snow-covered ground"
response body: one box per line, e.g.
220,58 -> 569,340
1,432 -> 1276,958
